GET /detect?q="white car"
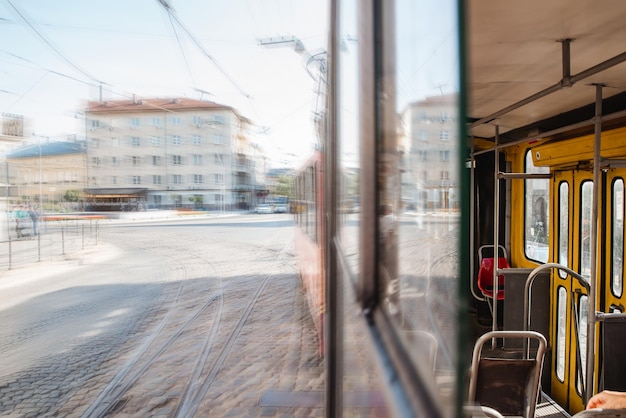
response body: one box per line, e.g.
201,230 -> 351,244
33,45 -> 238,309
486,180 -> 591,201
273,204 -> 288,213
255,204 -> 273,214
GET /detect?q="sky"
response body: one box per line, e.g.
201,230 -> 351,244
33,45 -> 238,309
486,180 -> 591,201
0,0 -> 329,167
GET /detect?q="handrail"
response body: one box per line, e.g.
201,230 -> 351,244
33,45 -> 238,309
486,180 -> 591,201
522,263 -> 590,402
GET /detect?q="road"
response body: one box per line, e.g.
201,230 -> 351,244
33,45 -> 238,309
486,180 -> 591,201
0,213 -> 321,417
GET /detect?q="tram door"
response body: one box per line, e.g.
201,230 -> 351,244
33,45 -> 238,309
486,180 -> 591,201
550,170 -> 593,413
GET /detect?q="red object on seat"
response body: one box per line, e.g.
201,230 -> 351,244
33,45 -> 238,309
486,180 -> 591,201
477,256 -> 509,300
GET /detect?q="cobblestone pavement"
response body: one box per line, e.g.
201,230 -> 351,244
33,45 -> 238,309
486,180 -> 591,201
0,216 -> 327,418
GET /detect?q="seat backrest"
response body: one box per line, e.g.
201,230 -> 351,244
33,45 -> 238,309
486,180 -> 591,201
468,331 -> 547,418
474,358 -> 538,416
478,257 -> 509,289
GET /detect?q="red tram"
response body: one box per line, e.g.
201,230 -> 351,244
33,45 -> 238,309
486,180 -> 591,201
293,151 -> 326,353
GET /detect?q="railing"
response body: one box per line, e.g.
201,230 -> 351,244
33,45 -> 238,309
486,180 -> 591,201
522,263 -> 591,403
0,218 -> 100,272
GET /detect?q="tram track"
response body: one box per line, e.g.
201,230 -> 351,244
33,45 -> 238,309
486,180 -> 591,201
79,223 -> 294,417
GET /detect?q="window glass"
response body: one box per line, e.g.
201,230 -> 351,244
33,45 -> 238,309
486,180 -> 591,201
385,0 -> 460,414
556,286 -> 567,381
577,295 -> 588,394
525,151 -> 550,262
612,179 -> 624,297
337,0 -> 360,282
580,181 -> 593,281
559,182 -> 569,278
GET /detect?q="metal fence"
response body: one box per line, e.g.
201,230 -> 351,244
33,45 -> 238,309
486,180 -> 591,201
0,218 -> 100,272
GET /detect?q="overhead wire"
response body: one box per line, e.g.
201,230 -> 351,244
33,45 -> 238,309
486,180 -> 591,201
3,0 -> 104,86
166,11 -> 198,91
156,0 -> 251,99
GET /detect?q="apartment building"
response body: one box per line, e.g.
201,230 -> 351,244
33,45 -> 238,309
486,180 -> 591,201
84,98 -> 267,211
400,94 -> 459,211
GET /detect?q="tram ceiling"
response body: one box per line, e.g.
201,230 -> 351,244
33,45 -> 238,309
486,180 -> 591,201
467,0 -> 626,144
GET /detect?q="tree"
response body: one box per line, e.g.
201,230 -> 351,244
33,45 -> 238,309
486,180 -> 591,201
63,189 -> 81,202
273,174 -> 294,198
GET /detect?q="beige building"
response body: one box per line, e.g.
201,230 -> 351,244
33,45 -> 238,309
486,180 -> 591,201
84,98 -> 266,211
5,141 -> 87,209
400,94 -> 459,211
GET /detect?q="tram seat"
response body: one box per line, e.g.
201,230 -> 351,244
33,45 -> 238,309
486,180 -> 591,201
468,331 -> 547,418
477,245 -> 510,301
599,312 -> 626,392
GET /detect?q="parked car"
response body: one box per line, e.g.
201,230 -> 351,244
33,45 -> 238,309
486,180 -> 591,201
273,204 -> 288,213
255,204 -> 273,214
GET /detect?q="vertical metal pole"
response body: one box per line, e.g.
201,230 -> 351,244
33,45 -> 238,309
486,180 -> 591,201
326,0 -> 340,416
8,227 -> 12,270
586,84 -> 603,403
492,124 -> 501,345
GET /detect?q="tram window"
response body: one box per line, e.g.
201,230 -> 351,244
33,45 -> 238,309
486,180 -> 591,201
337,0 -> 360,281
577,295 -> 588,395
525,150 -> 550,262
580,181 -> 594,281
558,182 -> 569,278
379,0 -> 461,414
556,286 -> 567,382
612,179 -> 624,297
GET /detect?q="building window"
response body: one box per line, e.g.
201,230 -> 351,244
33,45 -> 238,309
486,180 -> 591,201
112,156 -> 119,166
90,119 -> 100,129
131,136 -> 140,146
213,115 -> 224,124
193,135 -> 202,145
215,153 -> 224,164
152,136 -> 161,146
440,170 -> 450,181
172,155 -> 182,165
194,174 -> 203,184
212,134 -> 223,145
130,117 -> 140,128
111,138 -> 119,147
172,135 -> 181,145
439,150 -> 450,161
173,174 -> 182,184
132,176 -> 141,185
112,176 -> 117,185
171,116 -> 181,126
132,156 -> 141,166
193,154 -> 202,165
439,130 -> 450,140
92,157 -> 100,166
153,175 -> 162,185
152,155 -> 161,165
215,173 -> 224,184
152,117 -> 161,128
192,116 -> 203,126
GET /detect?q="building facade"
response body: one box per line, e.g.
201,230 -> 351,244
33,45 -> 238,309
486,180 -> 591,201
400,94 -> 459,212
84,98 -> 266,211
5,141 -> 87,210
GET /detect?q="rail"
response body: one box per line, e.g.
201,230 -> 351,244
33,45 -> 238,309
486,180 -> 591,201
0,218 -> 101,272
522,263 -> 591,403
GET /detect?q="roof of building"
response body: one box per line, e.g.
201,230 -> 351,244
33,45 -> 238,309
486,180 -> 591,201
6,141 -> 86,159
86,98 -> 232,114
